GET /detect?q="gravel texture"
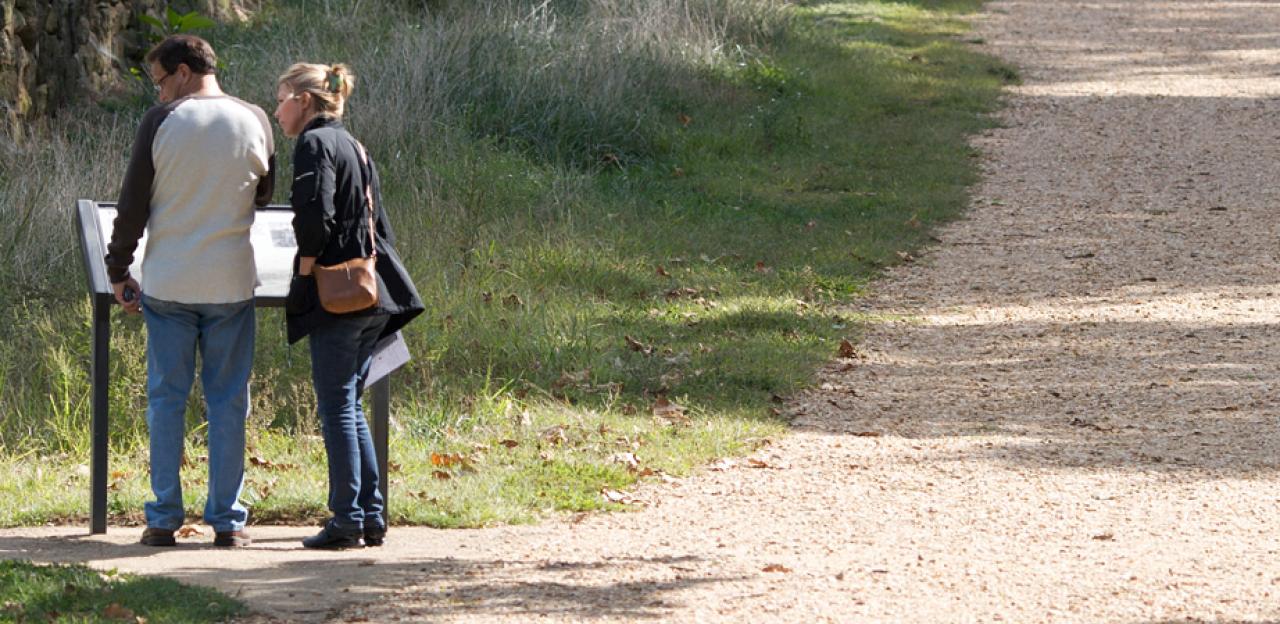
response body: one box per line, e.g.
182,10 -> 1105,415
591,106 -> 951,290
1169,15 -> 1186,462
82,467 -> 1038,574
5,1 -> 1280,621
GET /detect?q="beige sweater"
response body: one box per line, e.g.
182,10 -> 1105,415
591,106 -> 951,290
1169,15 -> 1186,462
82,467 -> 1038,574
105,95 -> 275,303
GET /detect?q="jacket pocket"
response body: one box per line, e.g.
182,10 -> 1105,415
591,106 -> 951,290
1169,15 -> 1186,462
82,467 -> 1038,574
285,274 -> 319,316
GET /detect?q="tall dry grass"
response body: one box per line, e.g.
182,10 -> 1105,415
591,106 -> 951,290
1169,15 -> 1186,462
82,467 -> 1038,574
0,0 -> 793,453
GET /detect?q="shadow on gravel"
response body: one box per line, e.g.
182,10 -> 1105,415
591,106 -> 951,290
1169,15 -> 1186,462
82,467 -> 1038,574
0,536 -> 735,621
801,310 -> 1280,477
792,90 -> 1280,480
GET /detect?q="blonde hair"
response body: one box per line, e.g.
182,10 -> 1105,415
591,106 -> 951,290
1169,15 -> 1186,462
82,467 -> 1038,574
277,62 -> 356,117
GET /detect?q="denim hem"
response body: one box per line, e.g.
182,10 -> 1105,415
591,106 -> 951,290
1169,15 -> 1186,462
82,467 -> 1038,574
328,519 -> 363,532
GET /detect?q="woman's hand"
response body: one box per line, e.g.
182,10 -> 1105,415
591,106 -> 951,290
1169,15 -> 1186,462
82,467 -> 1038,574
299,256 -> 315,276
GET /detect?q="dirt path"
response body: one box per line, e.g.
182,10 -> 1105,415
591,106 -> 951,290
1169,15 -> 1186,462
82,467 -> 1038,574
7,1 -> 1280,621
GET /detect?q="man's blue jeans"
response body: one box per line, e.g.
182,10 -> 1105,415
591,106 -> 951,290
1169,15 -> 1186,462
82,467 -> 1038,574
141,296 -> 253,533
309,314 -> 388,531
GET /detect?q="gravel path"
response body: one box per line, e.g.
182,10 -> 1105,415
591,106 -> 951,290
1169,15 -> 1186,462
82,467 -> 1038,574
7,1 -> 1280,621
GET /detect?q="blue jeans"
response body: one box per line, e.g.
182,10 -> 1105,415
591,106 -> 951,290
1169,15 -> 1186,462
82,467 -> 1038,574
141,296 -> 254,533
309,314 -> 388,531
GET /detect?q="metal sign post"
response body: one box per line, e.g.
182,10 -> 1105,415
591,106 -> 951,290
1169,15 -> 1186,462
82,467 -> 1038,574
74,199 -> 395,534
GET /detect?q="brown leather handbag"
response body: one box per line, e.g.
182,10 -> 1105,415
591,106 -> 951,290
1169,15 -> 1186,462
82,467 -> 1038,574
313,142 -> 379,314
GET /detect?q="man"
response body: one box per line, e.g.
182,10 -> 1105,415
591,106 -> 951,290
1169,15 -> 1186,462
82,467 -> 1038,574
105,34 -> 274,547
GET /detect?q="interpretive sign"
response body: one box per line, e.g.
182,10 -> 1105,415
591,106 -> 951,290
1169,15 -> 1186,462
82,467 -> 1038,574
74,199 -> 401,534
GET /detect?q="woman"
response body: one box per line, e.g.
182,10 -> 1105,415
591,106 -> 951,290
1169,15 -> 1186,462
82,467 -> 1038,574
275,63 -> 424,549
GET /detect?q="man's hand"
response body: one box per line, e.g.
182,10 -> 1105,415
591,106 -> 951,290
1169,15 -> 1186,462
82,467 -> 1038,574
112,278 -> 142,314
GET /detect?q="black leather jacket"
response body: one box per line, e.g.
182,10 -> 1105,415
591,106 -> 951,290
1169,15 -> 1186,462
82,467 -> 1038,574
284,115 -> 424,344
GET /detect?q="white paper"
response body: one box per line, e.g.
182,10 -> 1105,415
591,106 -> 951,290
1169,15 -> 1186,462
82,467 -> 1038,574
367,331 -> 411,386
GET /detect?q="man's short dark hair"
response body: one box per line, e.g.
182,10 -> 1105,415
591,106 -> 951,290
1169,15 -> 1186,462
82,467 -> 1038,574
145,34 -> 217,75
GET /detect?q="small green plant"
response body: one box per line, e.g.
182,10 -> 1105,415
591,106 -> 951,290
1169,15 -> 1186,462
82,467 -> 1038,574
139,7 -> 217,42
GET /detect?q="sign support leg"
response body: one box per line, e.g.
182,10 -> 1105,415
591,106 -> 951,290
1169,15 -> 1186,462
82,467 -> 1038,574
370,375 -> 390,520
91,296 -> 110,534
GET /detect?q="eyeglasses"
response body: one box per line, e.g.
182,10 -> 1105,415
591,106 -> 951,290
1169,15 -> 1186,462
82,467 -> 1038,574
151,71 -> 174,92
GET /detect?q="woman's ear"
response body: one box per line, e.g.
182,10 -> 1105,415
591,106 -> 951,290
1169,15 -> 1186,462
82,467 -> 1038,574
298,91 -> 313,112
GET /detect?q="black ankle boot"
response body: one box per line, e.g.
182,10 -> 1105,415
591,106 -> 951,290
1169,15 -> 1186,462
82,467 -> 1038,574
363,525 -> 386,547
302,522 -> 363,549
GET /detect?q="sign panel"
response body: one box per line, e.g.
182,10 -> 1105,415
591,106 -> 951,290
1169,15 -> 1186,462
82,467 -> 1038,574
93,204 -> 297,302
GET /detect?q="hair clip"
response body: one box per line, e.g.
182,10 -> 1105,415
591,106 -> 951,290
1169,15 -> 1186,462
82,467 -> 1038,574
326,71 -> 342,93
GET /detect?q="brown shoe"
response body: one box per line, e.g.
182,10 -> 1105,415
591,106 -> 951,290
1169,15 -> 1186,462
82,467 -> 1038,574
214,530 -> 251,547
140,527 -> 176,547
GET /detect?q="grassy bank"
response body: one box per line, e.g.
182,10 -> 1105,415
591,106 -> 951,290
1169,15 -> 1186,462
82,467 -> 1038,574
0,0 -> 1012,527
0,560 -> 244,623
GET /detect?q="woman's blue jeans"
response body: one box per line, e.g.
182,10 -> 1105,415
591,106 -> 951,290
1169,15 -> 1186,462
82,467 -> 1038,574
141,296 -> 253,533
309,314 -> 388,531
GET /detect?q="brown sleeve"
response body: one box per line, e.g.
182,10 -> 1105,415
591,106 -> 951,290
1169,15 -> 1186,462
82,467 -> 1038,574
104,103 -> 173,284
256,152 -> 276,207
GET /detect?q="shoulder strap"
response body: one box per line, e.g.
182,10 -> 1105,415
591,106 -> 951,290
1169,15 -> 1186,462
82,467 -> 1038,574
352,140 -> 377,259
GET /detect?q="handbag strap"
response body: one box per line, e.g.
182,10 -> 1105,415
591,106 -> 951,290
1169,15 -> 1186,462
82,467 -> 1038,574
353,140 -> 378,260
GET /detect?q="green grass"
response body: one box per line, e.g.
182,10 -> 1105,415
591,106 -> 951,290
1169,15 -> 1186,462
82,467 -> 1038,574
0,0 -> 1014,528
0,560 -> 245,623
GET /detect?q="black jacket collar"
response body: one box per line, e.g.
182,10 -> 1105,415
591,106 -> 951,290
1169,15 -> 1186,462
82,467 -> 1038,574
302,114 -> 343,134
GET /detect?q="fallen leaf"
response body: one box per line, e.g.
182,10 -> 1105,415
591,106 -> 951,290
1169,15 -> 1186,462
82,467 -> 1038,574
652,397 -> 688,424
656,265 -> 669,277
103,603 -> 135,620
896,250 -> 914,262
665,286 -> 699,300
176,525 -> 204,538
677,113 -> 692,127
754,260 -> 771,273
625,335 -> 653,355
852,431 -> 881,437
432,470 -> 452,480
708,458 -> 736,471
499,439 -> 519,448
747,458 -> 771,469
600,488 -> 643,505
503,293 -> 523,308
430,452 -> 471,468
838,339 -> 857,359
540,425 -> 568,445
1092,533 -> 1115,541
762,564 -> 792,573
551,369 -> 591,391
611,452 -> 641,471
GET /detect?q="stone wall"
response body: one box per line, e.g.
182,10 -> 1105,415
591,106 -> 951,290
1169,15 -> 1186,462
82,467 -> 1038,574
0,1 -> 255,134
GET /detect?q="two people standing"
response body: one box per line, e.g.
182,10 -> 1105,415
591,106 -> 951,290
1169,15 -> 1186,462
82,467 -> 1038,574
105,34 -> 421,550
